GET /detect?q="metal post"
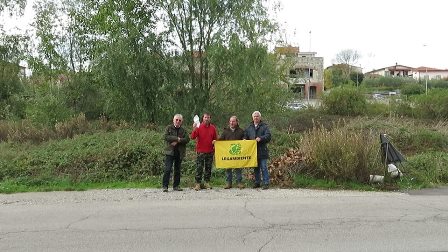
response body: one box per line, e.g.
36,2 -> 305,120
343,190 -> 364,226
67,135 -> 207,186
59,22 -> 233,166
425,67 -> 428,95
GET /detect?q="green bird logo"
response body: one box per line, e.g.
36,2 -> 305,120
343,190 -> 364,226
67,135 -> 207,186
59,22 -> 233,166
229,143 -> 242,155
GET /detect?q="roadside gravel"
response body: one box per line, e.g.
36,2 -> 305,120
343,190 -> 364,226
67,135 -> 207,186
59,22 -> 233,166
0,188 -> 403,206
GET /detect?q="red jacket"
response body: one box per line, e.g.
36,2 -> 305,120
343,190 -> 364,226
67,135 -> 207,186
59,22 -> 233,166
191,123 -> 218,153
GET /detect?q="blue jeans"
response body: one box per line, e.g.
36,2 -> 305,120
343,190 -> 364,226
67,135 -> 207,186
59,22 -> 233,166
226,169 -> 242,184
254,159 -> 269,186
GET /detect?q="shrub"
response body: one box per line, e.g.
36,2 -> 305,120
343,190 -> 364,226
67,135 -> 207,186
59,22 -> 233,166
403,151 -> 448,186
6,120 -> 54,143
26,91 -> 74,126
299,124 -> 383,182
0,129 -> 165,184
54,113 -> 89,139
413,89 -> 448,119
366,102 -> 389,117
269,128 -> 301,158
322,86 -> 367,116
390,99 -> 415,118
0,94 -> 27,120
344,117 -> 448,156
401,83 -> 425,96
362,76 -> 416,89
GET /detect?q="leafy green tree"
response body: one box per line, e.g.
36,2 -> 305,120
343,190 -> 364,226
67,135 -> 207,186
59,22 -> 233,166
73,0 -> 176,122
324,68 -> 333,90
29,0 -> 69,76
349,71 -> 364,86
61,72 -> 104,119
0,31 -> 28,119
25,82 -> 74,125
158,0 -> 279,114
326,65 -> 350,87
210,36 -> 289,121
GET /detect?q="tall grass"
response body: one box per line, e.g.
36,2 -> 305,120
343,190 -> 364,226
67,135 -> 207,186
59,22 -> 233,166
300,123 -> 383,182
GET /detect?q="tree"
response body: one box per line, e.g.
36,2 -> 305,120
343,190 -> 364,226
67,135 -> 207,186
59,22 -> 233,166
334,49 -> 360,81
324,68 -> 333,90
72,0 -> 176,122
158,0 -> 279,115
210,36 -> 289,120
0,31 -> 28,119
23,0 -> 285,123
325,64 -> 351,88
0,0 -> 26,16
335,49 -> 360,66
29,0 -> 69,76
350,71 -> 364,86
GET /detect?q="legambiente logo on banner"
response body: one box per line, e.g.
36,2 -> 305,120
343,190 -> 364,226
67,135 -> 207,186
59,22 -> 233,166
229,143 -> 242,155
214,140 -> 258,169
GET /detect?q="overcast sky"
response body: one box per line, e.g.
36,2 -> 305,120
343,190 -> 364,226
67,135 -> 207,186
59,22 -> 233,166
276,0 -> 448,71
2,0 -> 447,72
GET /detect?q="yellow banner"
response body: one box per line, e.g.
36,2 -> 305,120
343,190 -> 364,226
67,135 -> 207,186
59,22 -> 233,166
214,140 -> 257,169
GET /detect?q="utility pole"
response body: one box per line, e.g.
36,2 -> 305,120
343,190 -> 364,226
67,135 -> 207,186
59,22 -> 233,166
423,44 -> 428,95
425,67 -> 428,95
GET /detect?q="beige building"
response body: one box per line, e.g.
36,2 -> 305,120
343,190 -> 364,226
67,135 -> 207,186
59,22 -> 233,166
276,46 -> 324,99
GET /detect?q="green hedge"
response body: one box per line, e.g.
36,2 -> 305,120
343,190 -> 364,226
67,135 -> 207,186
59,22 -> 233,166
0,129 -> 164,185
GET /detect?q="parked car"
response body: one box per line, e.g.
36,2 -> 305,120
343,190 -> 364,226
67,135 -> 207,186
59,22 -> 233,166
372,93 -> 384,100
286,102 -> 308,110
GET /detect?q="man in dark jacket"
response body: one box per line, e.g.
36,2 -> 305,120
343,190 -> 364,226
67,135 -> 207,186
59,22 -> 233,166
244,111 -> 271,190
162,114 -> 190,192
219,116 -> 245,189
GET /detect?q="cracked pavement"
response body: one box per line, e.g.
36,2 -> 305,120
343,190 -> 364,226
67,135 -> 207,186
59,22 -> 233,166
1,188 -> 448,251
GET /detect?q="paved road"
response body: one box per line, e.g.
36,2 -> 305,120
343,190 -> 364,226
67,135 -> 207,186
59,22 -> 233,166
1,188 -> 448,252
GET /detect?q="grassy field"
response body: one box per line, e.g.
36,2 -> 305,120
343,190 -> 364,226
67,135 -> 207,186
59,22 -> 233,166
1,112 -> 447,193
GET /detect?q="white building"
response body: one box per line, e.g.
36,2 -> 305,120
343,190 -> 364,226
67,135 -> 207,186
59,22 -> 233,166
365,64 -> 448,80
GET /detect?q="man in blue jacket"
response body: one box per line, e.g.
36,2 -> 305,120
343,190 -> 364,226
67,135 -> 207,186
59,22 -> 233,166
244,111 -> 271,190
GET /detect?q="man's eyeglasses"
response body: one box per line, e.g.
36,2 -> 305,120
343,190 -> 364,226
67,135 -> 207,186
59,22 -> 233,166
175,119 -> 182,122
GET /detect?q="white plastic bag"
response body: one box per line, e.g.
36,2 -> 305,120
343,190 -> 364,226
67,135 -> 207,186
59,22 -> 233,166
387,163 -> 401,178
193,115 -> 200,128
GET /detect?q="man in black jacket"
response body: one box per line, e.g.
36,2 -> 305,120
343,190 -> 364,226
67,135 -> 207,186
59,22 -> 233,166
219,116 -> 245,189
162,114 -> 190,192
244,111 -> 271,190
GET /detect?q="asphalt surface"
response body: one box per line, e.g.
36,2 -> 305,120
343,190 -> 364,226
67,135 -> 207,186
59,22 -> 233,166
1,188 -> 448,252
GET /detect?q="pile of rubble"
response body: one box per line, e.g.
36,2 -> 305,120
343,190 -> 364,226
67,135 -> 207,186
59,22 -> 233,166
268,148 -> 305,187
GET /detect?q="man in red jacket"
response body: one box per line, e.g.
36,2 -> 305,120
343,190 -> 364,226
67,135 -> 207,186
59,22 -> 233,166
191,113 -> 218,191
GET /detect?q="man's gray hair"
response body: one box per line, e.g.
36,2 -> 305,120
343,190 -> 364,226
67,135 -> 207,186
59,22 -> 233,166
252,111 -> 261,117
173,114 -> 183,120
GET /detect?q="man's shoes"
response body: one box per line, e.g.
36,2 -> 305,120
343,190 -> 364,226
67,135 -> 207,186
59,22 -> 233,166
173,187 -> 183,191
237,183 -> 245,189
162,187 -> 168,192
262,185 -> 269,190
194,183 -> 201,191
253,183 -> 260,189
203,182 -> 212,189
224,183 -> 232,189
